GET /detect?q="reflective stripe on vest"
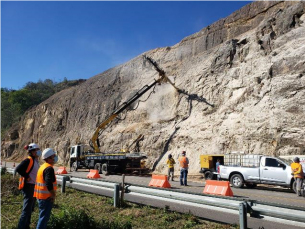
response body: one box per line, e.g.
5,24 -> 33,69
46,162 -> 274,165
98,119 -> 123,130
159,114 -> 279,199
34,163 -> 57,199
179,156 -> 188,168
18,156 -> 34,190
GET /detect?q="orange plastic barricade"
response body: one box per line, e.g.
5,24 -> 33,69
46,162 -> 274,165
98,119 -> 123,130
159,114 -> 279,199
56,167 -> 68,175
203,180 -> 233,197
148,174 -> 171,188
87,169 -> 101,179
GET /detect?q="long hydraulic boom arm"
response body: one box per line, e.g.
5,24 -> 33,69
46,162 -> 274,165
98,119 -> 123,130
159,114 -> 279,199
90,56 -> 173,153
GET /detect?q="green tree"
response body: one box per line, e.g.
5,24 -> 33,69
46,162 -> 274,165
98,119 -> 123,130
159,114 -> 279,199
1,78 -> 85,138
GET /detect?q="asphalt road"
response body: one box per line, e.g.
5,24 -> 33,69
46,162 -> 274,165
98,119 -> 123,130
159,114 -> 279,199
3,161 -> 305,229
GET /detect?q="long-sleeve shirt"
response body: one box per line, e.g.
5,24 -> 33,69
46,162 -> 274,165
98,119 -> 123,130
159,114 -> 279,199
166,158 -> 176,168
15,156 -> 39,184
291,162 -> 304,179
43,166 -> 56,191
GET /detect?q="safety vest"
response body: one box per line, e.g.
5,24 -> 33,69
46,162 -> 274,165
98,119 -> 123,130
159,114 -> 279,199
167,158 -> 175,168
291,162 -> 304,179
179,156 -> 188,168
18,156 -> 34,190
34,163 -> 57,199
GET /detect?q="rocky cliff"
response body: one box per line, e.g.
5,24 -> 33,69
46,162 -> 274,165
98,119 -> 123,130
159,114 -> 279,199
2,1 -> 305,174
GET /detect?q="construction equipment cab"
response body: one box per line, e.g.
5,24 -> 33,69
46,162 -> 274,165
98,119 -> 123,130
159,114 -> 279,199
199,155 -> 224,180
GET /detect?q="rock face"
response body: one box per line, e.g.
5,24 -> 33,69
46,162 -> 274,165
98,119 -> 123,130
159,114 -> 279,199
2,1 -> 305,175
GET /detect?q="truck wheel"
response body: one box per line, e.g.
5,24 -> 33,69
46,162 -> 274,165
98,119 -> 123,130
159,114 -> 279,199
94,163 -> 102,174
204,171 -> 213,180
102,163 -> 109,175
230,174 -> 244,188
71,162 -> 78,172
245,183 -> 257,188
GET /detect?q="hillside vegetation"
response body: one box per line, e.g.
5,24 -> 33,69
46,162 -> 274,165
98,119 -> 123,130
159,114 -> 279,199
1,78 -> 85,137
1,171 -> 238,229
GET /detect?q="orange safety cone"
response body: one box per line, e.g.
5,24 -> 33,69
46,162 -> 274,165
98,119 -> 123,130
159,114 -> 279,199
87,169 -> 101,179
203,180 -> 233,197
56,167 -> 68,174
148,174 -> 171,188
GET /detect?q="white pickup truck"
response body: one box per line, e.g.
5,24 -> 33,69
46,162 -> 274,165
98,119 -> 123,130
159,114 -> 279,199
218,154 -> 304,193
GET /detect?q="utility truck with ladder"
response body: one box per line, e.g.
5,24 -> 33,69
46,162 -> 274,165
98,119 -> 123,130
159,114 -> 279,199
69,56 -> 177,175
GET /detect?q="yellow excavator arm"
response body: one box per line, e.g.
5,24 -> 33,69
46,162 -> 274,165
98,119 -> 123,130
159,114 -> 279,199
90,55 -> 177,153
90,114 -> 118,153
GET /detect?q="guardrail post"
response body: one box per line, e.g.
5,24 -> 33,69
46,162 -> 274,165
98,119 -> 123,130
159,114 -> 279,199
61,176 -> 70,193
114,183 -> 120,208
239,201 -> 247,229
120,174 -> 125,207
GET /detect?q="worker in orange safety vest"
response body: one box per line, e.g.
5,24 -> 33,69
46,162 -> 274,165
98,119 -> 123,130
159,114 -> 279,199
179,151 -> 189,186
34,148 -> 58,229
15,143 -> 41,229
291,157 -> 304,197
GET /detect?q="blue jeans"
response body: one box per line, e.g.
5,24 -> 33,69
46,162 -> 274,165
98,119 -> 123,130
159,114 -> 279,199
36,199 -> 53,229
180,169 -> 188,186
18,184 -> 36,229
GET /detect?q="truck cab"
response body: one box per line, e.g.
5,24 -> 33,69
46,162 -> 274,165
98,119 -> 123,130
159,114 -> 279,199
259,156 -> 291,184
69,144 -> 92,171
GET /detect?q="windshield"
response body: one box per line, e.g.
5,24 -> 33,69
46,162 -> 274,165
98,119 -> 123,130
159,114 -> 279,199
278,157 -> 292,165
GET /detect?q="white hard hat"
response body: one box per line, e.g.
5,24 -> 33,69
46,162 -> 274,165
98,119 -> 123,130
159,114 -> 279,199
42,148 -> 56,159
27,143 -> 40,151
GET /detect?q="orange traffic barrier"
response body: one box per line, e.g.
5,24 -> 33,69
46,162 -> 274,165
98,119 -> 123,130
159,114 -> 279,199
148,174 -> 171,188
56,167 -> 68,175
87,169 -> 101,179
203,180 -> 233,197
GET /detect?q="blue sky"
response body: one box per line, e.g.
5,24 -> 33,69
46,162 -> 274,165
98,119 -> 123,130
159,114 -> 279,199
1,1 -> 250,90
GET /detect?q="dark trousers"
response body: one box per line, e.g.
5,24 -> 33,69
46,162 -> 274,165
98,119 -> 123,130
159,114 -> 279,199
168,168 -> 174,181
36,199 -> 54,229
18,184 -> 36,229
180,169 -> 188,186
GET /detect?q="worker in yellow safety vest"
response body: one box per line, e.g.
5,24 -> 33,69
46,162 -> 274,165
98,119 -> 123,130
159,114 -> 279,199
291,157 -> 304,197
179,151 -> 189,186
15,143 -> 41,229
166,154 -> 176,181
34,148 -> 58,229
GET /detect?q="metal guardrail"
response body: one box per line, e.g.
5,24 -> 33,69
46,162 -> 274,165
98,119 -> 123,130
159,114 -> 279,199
2,166 -> 305,229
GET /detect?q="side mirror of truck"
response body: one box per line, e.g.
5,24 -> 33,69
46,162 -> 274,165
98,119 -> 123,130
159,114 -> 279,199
279,164 -> 286,169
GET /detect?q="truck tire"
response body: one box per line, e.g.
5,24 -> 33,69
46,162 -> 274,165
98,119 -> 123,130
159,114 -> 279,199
71,162 -> 78,172
102,163 -> 109,175
204,171 -> 213,180
94,163 -> 102,174
292,180 -> 297,193
230,174 -> 244,188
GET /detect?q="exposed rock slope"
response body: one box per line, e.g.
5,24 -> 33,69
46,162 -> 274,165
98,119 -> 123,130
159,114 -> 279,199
2,1 -> 305,174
